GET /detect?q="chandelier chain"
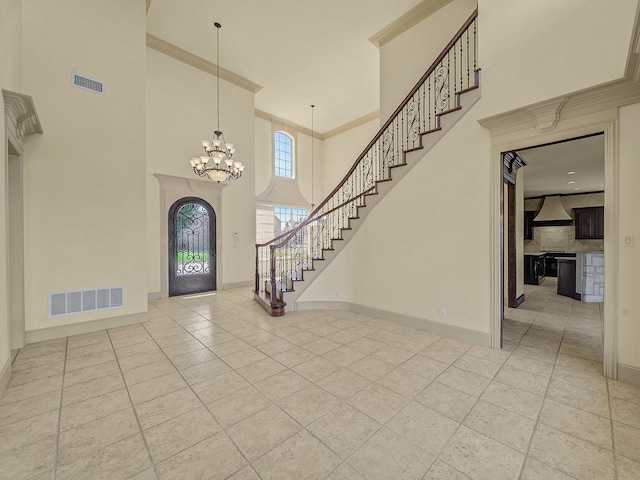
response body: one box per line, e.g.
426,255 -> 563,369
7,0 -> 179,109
189,21 -> 244,183
216,22 -> 220,132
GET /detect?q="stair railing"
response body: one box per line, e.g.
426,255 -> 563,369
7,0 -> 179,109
255,9 -> 478,309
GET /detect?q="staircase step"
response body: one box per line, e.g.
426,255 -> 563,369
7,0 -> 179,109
254,290 -> 286,317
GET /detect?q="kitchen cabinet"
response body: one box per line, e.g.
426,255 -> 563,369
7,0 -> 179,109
524,253 -> 545,285
524,211 -> 536,240
574,206 -> 604,239
557,258 -> 580,300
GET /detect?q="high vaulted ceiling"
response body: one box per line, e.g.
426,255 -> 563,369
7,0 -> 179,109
146,0 -> 424,134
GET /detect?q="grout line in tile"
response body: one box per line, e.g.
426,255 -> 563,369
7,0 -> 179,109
139,315 -> 260,474
52,336 -> 69,480
107,327 -> 162,480
607,379 -> 620,480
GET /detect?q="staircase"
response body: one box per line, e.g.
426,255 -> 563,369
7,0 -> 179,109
254,9 -> 479,316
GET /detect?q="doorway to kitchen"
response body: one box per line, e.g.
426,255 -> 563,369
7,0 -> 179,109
501,134 -> 605,363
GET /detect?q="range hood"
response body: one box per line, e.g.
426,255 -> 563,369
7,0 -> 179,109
533,195 -> 572,222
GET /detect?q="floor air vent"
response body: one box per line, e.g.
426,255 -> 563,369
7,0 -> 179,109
72,73 -> 104,95
49,286 -> 124,317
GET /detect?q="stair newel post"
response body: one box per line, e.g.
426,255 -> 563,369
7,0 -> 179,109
269,245 -> 277,307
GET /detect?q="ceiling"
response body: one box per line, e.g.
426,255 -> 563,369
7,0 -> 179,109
146,0 -> 424,134
519,135 -> 605,198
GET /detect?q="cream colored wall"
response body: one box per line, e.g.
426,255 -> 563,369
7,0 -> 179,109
0,0 -> 22,380
20,0 -> 148,332
146,48 -> 256,292
321,119 -> 379,200
300,112 -> 493,336
1,0 -> 21,89
379,0 -> 477,121
617,102 -> 640,373
254,117 -> 272,197
299,0 -> 637,344
254,115 -> 323,209
480,0 -> 638,116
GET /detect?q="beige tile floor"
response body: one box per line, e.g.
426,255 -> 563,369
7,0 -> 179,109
1,281 -> 639,479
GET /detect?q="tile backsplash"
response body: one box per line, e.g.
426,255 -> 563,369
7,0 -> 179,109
524,225 -> 604,252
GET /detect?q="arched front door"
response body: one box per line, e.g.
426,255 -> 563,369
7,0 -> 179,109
168,197 -> 216,296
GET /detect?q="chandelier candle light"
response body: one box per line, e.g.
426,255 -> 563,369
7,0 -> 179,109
190,22 -> 244,183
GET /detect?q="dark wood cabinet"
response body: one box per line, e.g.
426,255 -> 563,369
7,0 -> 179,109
574,206 -> 604,239
557,258 -> 580,300
524,211 -> 536,240
524,254 -> 545,285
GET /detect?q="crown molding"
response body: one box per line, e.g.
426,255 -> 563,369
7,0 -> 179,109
255,109 -> 312,137
369,0 -> 453,48
146,34 -> 263,93
255,109 -> 379,140
323,111 -> 380,139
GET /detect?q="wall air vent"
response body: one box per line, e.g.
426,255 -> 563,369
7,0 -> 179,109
49,286 -> 124,317
72,73 -> 104,95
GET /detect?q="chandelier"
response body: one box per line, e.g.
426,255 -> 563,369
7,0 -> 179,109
190,22 -> 244,183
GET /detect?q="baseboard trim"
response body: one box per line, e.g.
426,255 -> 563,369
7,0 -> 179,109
515,294 -> 525,307
295,301 -> 353,312
295,300 -> 491,347
223,281 -> 253,290
618,363 -> 640,386
148,292 -> 161,301
0,357 -> 12,399
25,311 -> 149,345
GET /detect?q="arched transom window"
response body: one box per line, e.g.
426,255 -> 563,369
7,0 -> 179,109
274,131 -> 294,178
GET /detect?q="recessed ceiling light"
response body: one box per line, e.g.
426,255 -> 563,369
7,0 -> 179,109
568,181 -> 576,184
573,187 -> 580,190
567,171 -> 576,175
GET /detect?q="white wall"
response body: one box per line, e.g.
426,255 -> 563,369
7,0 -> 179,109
146,48 -> 256,292
617,102 -> 640,374
20,0 -> 148,333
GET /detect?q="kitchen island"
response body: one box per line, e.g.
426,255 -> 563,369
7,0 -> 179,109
576,252 -> 604,302
557,257 -> 579,300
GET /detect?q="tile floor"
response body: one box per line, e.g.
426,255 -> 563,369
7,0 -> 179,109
1,282 -> 639,479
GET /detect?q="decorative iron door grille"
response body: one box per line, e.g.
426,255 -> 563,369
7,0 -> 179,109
169,197 -> 216,296
176,203 -> 210,276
